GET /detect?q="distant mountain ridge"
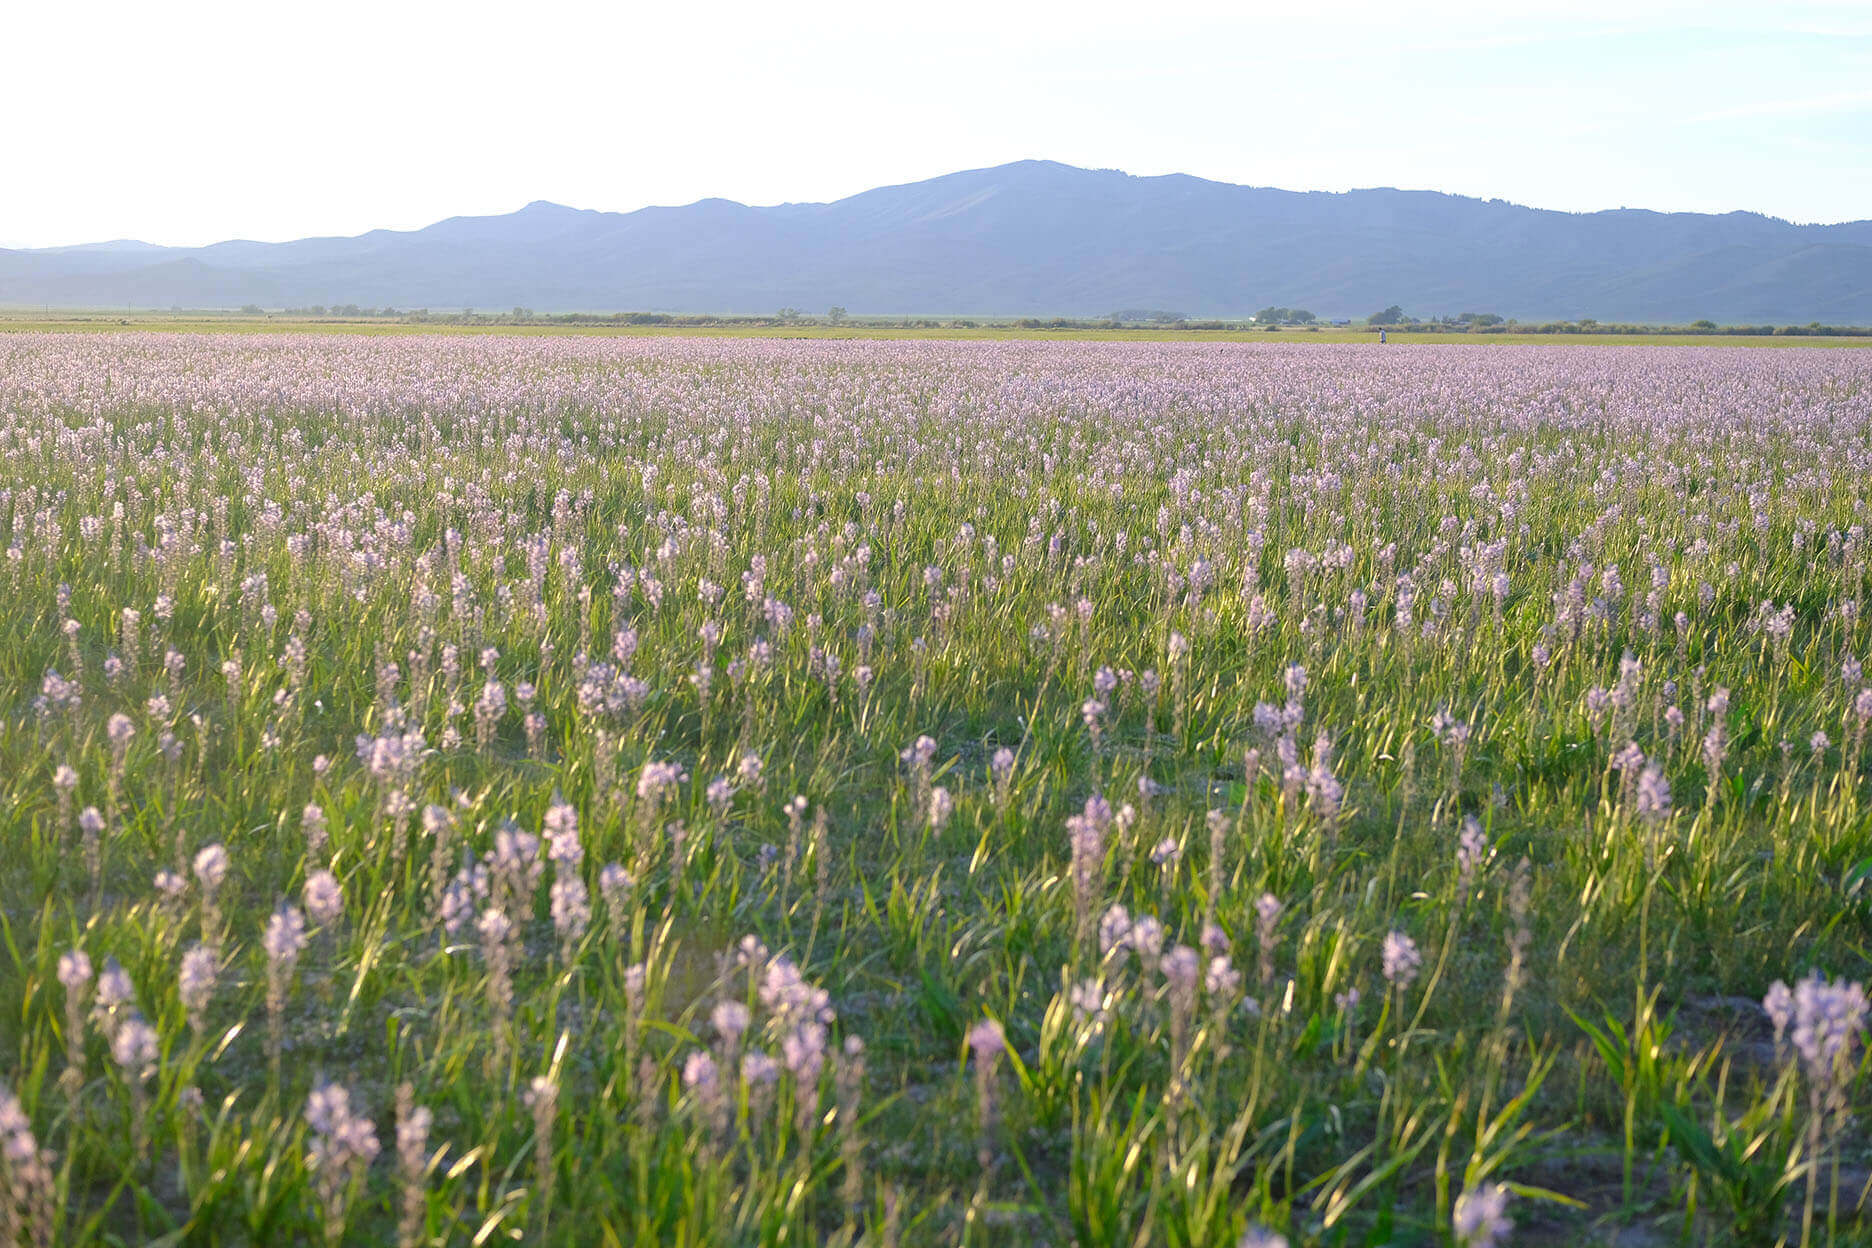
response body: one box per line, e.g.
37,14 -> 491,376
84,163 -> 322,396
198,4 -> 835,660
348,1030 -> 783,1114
5,160 -> 1869,322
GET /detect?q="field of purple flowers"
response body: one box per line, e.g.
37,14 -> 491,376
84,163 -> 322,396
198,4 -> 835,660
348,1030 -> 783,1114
2,334 -> 1871,1245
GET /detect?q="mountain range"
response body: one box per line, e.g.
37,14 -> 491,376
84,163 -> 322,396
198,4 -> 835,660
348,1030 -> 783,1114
5,160 -> 1870,322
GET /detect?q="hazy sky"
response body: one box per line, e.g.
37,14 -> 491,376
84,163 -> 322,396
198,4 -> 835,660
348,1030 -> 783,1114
7,0 -> 1871,248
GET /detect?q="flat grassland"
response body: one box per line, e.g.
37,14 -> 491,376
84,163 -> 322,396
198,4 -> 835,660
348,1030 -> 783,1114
3,309 -> 1871,346
2,335 -> 1871,1246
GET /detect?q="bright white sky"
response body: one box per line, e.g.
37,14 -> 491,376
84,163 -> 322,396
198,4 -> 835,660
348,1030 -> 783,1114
7,0 -> 1871,248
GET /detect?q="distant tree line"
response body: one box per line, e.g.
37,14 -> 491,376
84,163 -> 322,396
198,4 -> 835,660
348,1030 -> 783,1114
271,304 -> 404,318
1023,315 -> 1244,330
1367,307 -> 1503,327
1109,309 -> 1192,324
215,304 -> 1871,336
1508,321 -> 1872,337
1361,305 -> 1872,336
1368,312 -> 1872,337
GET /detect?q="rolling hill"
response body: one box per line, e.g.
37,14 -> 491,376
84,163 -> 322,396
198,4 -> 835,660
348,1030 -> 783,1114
5,160 -> 1868,322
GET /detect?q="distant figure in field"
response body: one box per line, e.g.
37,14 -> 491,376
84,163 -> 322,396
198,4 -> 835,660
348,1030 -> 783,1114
1380,329 -> 1387,344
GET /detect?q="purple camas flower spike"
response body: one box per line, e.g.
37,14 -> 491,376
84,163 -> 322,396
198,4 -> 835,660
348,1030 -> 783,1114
1381,931 -> 1422,991
1452,1183 -> 1512,1248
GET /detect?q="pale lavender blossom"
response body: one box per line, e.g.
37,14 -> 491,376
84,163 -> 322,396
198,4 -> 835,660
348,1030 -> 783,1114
712,1000 -> 751,1046
1452,1183 -> 1512,1248
543,799 -> 582,866
1457,816 -> 1489,887
683,1050 -> 720,1092
1382,931 -> 1423,991
1161,945 -> 1202,994
550,875 -> 591,945
263,905 -> 309,965
900,735 -> 936,771
1098,904 -> 1132,957
966,1019 -> 1005,1063
179,944 -> 218,1028
1634,764 -> 1672,824
637,761 -> 687,803
58,949 -> 93,991
304,870 -> 343,926
0,1081 -> 55,1242
95,958 -> 135,1015
303,804 -> 329,858
1069,977 -> 1109,1023
110,1015 -> 159,1080
305,1081 -> 381,1241
192,843 -> 230,893
1255,893 -> 1283,985
1765,979 -> 1795,1053
1610,741 -> 1646,774
1789,972 -> 1868,1089
1128,914 -> 1166,959
598,862 -> 634,931
705,776 -> 735,811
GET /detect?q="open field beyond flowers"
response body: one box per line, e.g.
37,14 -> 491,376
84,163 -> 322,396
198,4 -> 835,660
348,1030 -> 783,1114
2,335 -> 1871,1245
5,314 -> 1872,347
